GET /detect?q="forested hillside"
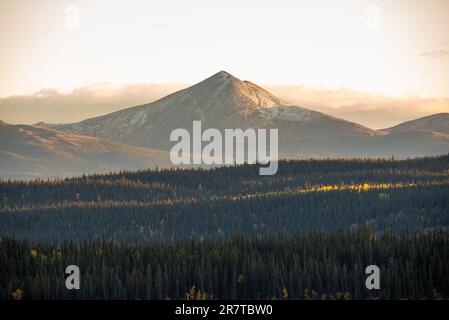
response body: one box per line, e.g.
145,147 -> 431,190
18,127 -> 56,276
1,155 -> 449,300
1,231 -> 449,300
1,156 -> 449,243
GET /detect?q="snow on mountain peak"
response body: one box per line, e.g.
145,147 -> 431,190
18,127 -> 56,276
39,71 -> 382,150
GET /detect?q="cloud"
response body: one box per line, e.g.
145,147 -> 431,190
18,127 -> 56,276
266,85 -> 449,129
0,83 -> 187,125
420,49 -> 449,58
1,83 -> 448,130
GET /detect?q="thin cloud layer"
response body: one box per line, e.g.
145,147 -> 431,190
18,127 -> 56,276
266,85 -> 449,129
1,83 -> 448,129
420,50 -> 449,58
0,83 -> 187,125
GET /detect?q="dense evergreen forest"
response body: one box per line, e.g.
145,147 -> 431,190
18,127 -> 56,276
1,231 -> 448,300
1,155 -> 449,299
1,156 -> 448,243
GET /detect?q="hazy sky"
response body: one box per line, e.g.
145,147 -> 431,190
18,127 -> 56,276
1,0 -> 449,98
1,0 -> 449,128
1,83 -> 448,128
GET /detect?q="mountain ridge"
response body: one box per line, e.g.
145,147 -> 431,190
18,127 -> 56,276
41,71 -> 382,149
385,112 -> 449,135
18,70 -> 449,161
0,121 -> 171,179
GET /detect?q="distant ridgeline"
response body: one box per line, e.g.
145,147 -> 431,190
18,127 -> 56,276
1,155 -> 449,243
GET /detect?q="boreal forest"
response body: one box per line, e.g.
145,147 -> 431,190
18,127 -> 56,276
1,155 -> 449,299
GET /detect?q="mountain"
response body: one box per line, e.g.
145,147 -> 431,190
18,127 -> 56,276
41,72 -> 377,149
0,121 -> 170,179
40,71 -> 449,158
386,113 -> 449,135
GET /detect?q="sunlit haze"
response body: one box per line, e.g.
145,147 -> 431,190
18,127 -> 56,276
1,0 -> 449,127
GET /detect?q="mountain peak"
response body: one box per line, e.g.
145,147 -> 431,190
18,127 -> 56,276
36,68 -> 449,158
188,70 -> 292,111
201,70 -> 238,86
211,70 -> 234,79
387,112 -> 449,135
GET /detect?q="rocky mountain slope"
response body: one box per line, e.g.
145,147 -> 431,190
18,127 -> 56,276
386,113 -> 449,135
37,71 -> 449,158
0,121 -> 170,179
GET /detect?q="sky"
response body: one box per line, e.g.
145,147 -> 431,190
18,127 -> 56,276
1,0 -> 449,127
1,83 -> 449,129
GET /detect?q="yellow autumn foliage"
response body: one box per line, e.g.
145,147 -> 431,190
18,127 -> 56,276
11,288 -> 23,300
